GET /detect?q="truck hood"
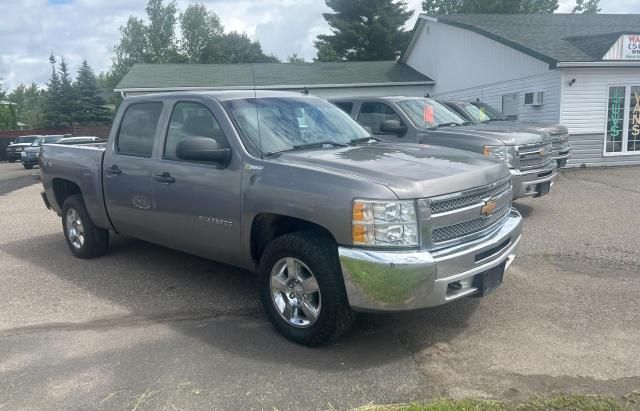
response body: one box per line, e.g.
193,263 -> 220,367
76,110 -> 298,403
471,121 -> 567,139
272,142 -> 509,199
7,143 -> 32,149
446,124 -> 549,145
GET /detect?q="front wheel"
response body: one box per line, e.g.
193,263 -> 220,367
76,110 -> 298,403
258,232 -> 355,346
61,194 -> 109,259
9,159 -> 15,163
23,163 -> 33,169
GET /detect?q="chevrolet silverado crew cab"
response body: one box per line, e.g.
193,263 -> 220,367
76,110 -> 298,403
442,100 -> 572,168
331,97 -> 557,200
40,91 -> 522,346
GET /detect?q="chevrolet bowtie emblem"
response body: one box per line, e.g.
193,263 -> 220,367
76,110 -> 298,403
481,200 -> 497,216
539,147 -> 547,157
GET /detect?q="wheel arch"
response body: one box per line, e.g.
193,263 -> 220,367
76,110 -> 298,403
250,213 -> 337,266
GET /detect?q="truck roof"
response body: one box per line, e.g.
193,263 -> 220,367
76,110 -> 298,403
125,90 -> 319,103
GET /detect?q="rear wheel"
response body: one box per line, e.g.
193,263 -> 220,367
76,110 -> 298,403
61,195 -> 109,259
258,232 -> 355,346
9,159 -> 15,163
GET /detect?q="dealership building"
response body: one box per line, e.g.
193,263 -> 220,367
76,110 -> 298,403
117,13 -> 640,168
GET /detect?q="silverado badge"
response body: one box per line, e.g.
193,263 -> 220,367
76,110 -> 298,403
481,200 -> 497,216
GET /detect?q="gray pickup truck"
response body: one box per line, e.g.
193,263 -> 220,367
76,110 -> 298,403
442,100 -> 572,168
331,97 -> 557,200
40,91 -> 522,346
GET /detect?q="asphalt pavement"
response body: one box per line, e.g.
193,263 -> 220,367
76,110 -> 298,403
0,161 -> 638,410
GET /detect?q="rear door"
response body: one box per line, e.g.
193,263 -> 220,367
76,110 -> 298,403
151,99 -> 243,265
103,101 -> 165,241
356,101 -> 414,143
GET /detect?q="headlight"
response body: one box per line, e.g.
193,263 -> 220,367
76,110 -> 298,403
483,145 -> 506,162
483,145 -> 515,168
352,199 -> 418,247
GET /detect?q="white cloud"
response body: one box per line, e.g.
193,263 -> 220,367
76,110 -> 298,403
0,0 -> 638,91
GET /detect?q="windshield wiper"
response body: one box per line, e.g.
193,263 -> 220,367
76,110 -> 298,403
436,122 -> 463,128
292,141 -> 348,150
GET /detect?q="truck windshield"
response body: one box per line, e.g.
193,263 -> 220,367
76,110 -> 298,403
397,99 -> 467,129
223,97 -> 371,157
469,102 -> 508,121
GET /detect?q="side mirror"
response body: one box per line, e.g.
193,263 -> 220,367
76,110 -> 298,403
176,137 -> 231,165
380,119 -> 408,137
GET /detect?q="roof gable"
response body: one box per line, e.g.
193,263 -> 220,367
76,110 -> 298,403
115,61 -> 432,92
405,14 -> 640,65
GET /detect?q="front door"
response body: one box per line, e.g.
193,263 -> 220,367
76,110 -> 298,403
152,100 -> 242,266
103,101 -> 164,242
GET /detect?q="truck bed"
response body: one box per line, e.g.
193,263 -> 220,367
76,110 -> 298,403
40,143 -> 112,230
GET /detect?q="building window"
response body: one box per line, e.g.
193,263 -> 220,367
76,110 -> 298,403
501,93 -> 519,120
606,86 -> 640,154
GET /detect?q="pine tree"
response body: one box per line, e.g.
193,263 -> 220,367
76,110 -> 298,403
572,0 -> 601,14
74,61 -> 111,124
58,57 -> 77,125
315,0 -> 414,61
43,54 -> 67,128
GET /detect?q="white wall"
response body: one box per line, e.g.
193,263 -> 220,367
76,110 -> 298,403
560,67 -> 640,167
405,19 -> 550,95
434,71 -> 562,123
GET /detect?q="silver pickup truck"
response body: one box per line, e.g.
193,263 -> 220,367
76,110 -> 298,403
331,97 -> 557,200
442,100 -> 572,168
40,91 -> 522,346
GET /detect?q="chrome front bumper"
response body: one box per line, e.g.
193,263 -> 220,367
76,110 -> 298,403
510,162 -> 557,199
338,209 -> 522,312
552,144 -> 572,168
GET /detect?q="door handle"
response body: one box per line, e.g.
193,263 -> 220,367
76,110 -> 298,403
106,165 -> 122,175
155,172 -> 175,184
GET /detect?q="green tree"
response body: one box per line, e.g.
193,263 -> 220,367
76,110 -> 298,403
43,54 -> 67,128
74,61 -> 111,124
58,57 -> 77,124
7,83 -> 45,127
572,0 -> 601,13
180,3 -> 224,63
219,31 -> 279,64
287,54 -> 306,63
422,0 -> 558,14
314,43 -> 339,62
145,0 -> 179,63
315,0 -> 414,61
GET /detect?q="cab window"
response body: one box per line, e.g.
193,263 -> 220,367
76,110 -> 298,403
117,102 -> 163,157
164,102 -> 229,162
357,102 -> 404,134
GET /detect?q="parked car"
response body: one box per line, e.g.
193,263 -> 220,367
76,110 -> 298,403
20,135 -> 65,169
5,135 -> 39,162
442,100 -> 572,168
331,97 -> 556,200
40,91 -> 522,346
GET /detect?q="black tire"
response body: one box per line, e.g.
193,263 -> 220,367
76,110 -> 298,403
61,194 -> 109,259
258,231 -> 356,346
23,164 -> 33,170
9,159 -> 15,163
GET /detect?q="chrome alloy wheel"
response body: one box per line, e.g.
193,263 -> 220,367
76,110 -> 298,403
66,208 -> 85,249
270,257 -> 321,328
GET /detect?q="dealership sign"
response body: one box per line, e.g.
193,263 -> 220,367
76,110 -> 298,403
622,35 -> 640,60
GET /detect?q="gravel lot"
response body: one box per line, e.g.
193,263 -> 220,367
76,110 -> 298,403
0,162 -> 638,410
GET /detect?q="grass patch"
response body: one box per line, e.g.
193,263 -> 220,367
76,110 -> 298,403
358,394 -> 636,411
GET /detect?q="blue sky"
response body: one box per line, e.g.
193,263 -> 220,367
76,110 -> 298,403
1,0 -> 640,91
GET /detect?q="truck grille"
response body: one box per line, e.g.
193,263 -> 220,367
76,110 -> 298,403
421,177 -> 513,248
429,180 -> 511,214
516,142 -> 552,170
432,204 -> 511,243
